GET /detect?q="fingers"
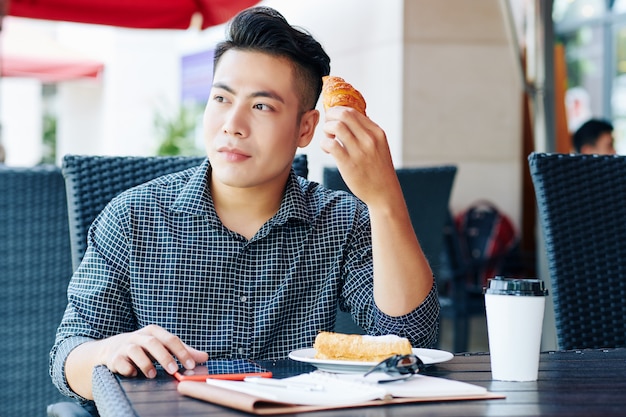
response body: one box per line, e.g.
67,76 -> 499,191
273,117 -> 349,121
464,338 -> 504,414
322,106 -> 396,203
145,325 -> 198,373
322,107 -> 390,168
104,325 -> 207,379
182,341 -> 210,364
323,107 -> 380,152
319,135 -> 347,159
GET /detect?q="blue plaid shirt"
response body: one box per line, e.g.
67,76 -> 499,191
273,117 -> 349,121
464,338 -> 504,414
51,159 -> 440,400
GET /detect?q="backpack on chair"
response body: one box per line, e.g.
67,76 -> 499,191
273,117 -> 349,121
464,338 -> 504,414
454,200 -> 519,287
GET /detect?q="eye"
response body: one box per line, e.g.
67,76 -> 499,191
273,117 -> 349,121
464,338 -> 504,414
253,103 -> 273,111
213,95 -> 228,103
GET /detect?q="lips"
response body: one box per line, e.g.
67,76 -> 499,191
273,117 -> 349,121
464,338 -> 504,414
217,146 -> 251,162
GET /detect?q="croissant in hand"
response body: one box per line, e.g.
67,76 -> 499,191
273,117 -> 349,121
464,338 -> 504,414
321,76 -> 367,116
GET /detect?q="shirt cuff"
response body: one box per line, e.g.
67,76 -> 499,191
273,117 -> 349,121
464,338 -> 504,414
51,336 -> 96,401
372,282 -> 440,347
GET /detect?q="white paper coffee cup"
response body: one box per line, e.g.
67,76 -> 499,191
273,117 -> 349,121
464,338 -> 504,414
484,276 -> 548,381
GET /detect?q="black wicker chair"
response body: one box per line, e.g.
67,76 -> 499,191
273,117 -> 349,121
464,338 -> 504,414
0,166 -> 74,417
323,166 -> 459,344
529,152 -> 626,349
62,155 -> 206,270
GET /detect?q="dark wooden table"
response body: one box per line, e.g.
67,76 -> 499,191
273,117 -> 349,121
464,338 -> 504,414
92,348 -> 626,416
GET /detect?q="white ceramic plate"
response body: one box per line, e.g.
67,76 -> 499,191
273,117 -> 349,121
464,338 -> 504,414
288,348 -> 453,373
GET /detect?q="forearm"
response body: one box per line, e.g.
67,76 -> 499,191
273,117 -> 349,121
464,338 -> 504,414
369,195 -> 434,316
65,339 -> 108,400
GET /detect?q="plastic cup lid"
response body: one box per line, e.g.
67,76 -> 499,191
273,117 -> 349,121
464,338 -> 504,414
483,276 -> 548,296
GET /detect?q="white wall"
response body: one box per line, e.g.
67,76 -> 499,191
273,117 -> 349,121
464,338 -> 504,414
56,80 -> 104,160
56,24 -> 184,159
402,0 -> 522,221
0,78 -> 43,166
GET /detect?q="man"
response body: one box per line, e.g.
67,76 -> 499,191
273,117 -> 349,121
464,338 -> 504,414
572,118 -> 616,155
50,6 -> 439,406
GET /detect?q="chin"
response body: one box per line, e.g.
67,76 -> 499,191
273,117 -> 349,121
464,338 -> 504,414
213,170 -> 255,188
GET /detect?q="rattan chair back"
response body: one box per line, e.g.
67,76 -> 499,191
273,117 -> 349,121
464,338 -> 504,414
529,152 -> 626,349
0,166 -> 73,416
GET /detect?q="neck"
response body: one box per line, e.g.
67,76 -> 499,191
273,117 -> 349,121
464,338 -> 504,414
211,176 -> 287,240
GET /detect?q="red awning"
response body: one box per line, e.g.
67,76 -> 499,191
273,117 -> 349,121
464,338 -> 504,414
2,56 -> 103,82
4,0 -> 260,30
1,18 -> 104,82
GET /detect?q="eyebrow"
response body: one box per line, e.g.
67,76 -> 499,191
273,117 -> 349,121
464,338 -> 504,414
212,82 -> 285,104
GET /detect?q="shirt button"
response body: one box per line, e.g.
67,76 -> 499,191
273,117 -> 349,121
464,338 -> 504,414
240,295 -> 247,302
238,347 -> 244,354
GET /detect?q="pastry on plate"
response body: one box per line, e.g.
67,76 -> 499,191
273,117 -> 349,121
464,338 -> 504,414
313,331 -> 412,362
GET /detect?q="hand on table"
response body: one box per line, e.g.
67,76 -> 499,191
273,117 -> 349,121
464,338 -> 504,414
102,324 -> 208,379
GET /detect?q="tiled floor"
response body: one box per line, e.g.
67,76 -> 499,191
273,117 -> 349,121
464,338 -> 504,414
437,315 -> 490,354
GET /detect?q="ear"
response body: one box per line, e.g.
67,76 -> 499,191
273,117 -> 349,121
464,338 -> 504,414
579,144 -> 595,154
297,109 -> 319,148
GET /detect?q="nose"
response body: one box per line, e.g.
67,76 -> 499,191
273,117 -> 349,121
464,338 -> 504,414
222,104 -> 249,138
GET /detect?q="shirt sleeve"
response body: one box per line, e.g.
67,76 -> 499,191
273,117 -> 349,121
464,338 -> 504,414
50,201 -> 135,401
338,206 -> 441,348
371,283 -> 440,348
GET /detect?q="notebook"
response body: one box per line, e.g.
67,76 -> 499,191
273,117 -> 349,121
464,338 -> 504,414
177,371 -> 504,414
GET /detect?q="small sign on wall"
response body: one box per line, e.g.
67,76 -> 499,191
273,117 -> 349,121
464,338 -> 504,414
181,49 -> 214,105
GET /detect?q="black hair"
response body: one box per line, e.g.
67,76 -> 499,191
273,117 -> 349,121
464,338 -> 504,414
572,119 -> 614,153
213,6 -> 331,111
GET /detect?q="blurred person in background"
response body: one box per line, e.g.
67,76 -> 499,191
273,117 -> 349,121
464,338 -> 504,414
572,118 -> 616,155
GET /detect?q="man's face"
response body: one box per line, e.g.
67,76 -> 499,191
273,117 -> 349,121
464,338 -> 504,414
581,132 -> 616,155
203,50 -> 316,189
